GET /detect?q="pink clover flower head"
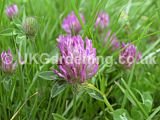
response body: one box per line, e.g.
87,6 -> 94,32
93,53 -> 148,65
53,35 -> 98,84
105,30 -> 120,50
95,12 -> 109,30
119,42 -> 142,68
6,4 -> 18,19
62,11 -> 85,34
1,49 -> 17,73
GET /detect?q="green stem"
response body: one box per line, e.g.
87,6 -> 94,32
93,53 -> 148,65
121,79 -> 148,117
103,95 -> 114,112
73,91 -> 77,117
44,97 -> 51,120
86,83 -> 114,112
10,92 -> 38,120
0,0 -> 5,25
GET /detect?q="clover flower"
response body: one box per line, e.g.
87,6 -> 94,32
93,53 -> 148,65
1,50 -> 17,73
53,35 -> 98,83
62,12 -> 85,34
22,17 -> 38,38
6,4 -> 18,19
104,30 -> 120,50
95,12 -> 109,30
119,43 -> 142,68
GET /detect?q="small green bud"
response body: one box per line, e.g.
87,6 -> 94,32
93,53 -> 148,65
22,17 -> 38,38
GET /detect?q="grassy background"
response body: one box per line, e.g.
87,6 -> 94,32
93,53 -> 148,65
0,0 -> 160,120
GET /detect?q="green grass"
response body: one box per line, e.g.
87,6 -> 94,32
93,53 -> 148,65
0,0 -> 160,120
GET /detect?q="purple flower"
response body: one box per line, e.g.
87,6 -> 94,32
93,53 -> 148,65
95,12 -> 109,30
1,50 -> 17,73
119,43 -> 142,68
104,30 -> 120,50
6,4 -> 18,19
62,11 -> 85,34
52,35 -> 98,83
